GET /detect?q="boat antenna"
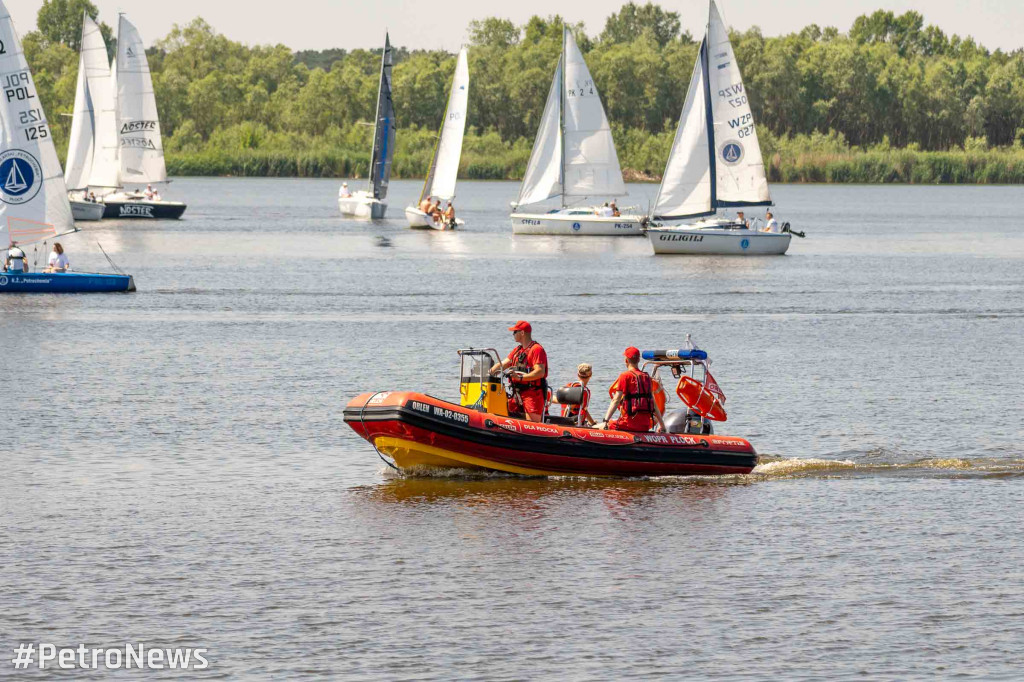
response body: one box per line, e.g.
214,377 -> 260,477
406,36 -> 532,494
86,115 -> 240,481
96,242 -> 127,275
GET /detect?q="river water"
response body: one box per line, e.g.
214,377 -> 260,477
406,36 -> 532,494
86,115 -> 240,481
3,178 -> 1023,679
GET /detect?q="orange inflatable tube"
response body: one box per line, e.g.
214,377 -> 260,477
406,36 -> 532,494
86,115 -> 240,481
676,376 -> 727,421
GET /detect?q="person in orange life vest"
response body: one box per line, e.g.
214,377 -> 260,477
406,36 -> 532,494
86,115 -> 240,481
599,347 -> 666,433
553,363 -> 595,426
489,320 -> 548,422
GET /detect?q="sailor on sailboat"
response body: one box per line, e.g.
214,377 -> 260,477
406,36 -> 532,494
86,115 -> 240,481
0,1 -> 134,293
510,28 -> 643,236
406,48 -> 469,229
99,13 -> 187,219
339,33 -> 396,220
646,0 -> 797,255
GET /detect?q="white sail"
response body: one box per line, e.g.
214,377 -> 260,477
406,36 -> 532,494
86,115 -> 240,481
653,39 -> 713,219
78,14 -> 119,189
562,29 -> 625,199
115,15 -> 167,184
516,55 -> 563,206
424,48 -> 469,201
0,0 -> 76,247
64,45 -> 95,190
706,0 -> 770,206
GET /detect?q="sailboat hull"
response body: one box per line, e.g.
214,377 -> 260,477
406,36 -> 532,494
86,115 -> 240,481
102,199 -> 187,219
648,227 -> 791,255
0,272 -> 135,293
405,207 -> 463,230
511,212 -> 644,236
339,191 -> 387,220
70,200 -> 105,221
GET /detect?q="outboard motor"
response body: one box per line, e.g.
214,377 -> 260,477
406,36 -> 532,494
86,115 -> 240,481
663,409 -> 714,435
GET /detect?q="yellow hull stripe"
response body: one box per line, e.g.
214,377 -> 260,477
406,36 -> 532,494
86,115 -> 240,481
372,436 -> 606,477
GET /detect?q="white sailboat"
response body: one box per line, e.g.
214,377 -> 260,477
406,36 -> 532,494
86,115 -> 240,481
64,13 -> 116,220
101,14 -> 187,219
647,0 -> 792,255
510,28 -> 642,236
0,0 -> 133,292
405,47 -> 469,230
339,33 -> 396,220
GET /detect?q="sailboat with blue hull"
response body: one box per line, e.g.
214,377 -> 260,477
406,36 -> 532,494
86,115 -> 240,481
0,2 -> 135,294
0,272 -> 134,293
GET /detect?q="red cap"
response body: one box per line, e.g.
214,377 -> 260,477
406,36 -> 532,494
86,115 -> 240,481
624,346 -> 641,361
508,320 -> 532,333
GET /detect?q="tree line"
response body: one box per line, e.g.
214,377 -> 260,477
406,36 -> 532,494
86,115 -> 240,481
22,0 -> 1024,182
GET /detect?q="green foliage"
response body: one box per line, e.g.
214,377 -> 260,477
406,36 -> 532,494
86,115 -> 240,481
35,0 -> 113,51
22,3 -> 1024,184
600,2 -> 689,47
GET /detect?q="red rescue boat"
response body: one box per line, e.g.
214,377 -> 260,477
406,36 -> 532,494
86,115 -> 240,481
343,347 -> 758,477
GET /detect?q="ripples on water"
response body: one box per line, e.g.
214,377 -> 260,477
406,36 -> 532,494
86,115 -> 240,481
2,179 -> 1024,678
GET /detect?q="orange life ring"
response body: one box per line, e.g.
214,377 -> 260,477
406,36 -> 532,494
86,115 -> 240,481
676,376 -> 727,421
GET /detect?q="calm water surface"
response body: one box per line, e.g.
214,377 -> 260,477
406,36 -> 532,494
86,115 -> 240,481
2,178 -> 1023,679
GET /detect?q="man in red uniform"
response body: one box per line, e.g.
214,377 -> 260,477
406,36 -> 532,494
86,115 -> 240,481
600,347 -> 666,433
490,320 -> 548,422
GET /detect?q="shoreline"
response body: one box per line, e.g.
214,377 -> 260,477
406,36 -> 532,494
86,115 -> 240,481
164,148 -> 1024,185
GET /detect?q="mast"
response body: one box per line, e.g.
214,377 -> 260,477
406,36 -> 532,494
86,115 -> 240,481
702,7 -> 717,214
419,53 -> 452,205
368,33 -> 387,195
558,27 -> 567,209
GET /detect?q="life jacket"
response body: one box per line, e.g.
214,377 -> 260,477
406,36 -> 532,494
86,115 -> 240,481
510,343 -> 545,391
622,369 -> 654,417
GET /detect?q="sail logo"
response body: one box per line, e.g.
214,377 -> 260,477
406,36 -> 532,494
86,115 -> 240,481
126,46 -> 137,58
719,141 -> 744,165
0,150 -> 42,205
119,204 -> 154,217
121,137 -> 157,149
121,120 -> 158,133
567,79 -> 597,98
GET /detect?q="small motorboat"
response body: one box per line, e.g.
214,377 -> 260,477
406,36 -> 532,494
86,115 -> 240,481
343,346 -> 757,477
0,271 -> 135,293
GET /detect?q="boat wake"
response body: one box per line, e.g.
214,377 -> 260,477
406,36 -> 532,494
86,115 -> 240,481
752,453 -> 1024,479
378,453 -> 1024,483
